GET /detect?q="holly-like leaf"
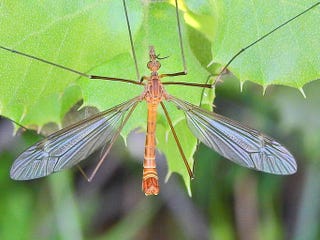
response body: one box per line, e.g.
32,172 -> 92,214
0,0 -> 211,193
0,0 -> 143,126
186,0 -> 320,89
1,0 -> 318,194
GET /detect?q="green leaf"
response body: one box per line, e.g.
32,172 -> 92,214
1,0 -> 318,194
0,0 -> 143,126
186,0 -> 320,89
0,1 -> 211,193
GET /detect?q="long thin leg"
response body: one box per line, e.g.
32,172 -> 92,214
154,0 -> 187,80
160,102 -> 194,179
157,0 -> 213,89
162,81 -> 212,89
123,0 -> 140,81
88,100 -> 140,181
4,117 -> 31,133
175,0 -> 187,75
77,165 -> 90,181
0,45 -> 143,86
161,73 -> 226,89
142,74 -> 214,89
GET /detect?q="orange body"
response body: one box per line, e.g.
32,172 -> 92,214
141,46 -> 168,195
142,103 -> 159,195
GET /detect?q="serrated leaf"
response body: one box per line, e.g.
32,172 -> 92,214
0,0 -> 143,126
3,0 -> 316,194
186,0 -> 320,88
0,0 -> 211,192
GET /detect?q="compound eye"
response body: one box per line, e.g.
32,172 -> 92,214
147,61 -> 152,70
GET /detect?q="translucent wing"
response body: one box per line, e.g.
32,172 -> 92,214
10,96 -> 141,180
168,96 -> 297,175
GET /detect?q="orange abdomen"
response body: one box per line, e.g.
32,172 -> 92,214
142,103 -> 159,195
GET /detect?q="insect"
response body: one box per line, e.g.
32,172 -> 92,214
1,1 -> 319,195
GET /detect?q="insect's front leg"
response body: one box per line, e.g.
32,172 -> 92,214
140,75 -> 149,83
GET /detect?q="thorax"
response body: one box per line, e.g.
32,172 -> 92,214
143,72 -> 166,104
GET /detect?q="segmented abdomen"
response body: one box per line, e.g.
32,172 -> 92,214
142,103 -> 159,195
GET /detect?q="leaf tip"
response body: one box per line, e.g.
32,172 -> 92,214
262,85 -> 268,96
77,103 -> 85,111
164,171 -> 172,183
186,185 -> 192,197
122,133 -> 128,146
19,107 -> 27,124
12,124 -> 20,136
183,175 -> 192,197
239,81 -> 244,92
37,125 -> 43,134
298,87 -> 307,98
207,59 -> 215,68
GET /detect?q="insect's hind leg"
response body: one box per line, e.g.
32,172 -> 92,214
160,102 -> 194,179
77,165 -> 91,182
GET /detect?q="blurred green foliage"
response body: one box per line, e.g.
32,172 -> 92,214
1,0 -> 320,240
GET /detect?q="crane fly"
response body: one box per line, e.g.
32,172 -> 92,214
2,0 -> 319,195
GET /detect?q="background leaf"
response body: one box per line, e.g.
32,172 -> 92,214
1,0 -> 319,193
186,0 -> 320,89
